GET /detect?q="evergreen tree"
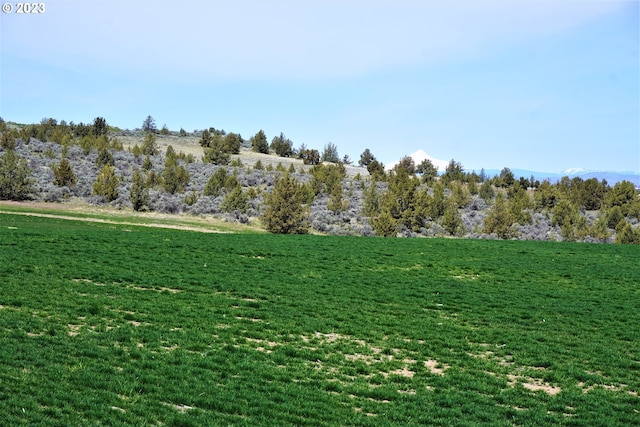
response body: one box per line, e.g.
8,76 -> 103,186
199,129 -> 212,147
442,199 -> 463,236
367,160 -> 386,181
223,133 -> 242,154
372,210 -> 398,237
482,192 -> 515,239
141,132 -> 158,156
327,182 -> 347,213
394,156 -> 416,175
416,159 -> 438,183
221,185 -> 248,213
162,154 -> 190,194
92,117 -> 108,137
142,115 -> 157,133
479,180 -> 495,203
321,142 -> 340,163
359,149 -> 376,167
202,136 -> 232,165
615,222 -> 640,244
1,129 -> 17,150
0,149 -> 34,200
551,199 -> 586,241
96,147 -> 114,167
362,182 -> 381,218
204,168 -> 230,197
301,149 -> 320,165
251,130 -> 269,154
52,158 -> 77,187
129,168 -> 149,211
428,181 -> 446,219
93,165 -> 119,202
271,133 -> 293,157
441,159 -> 464,183
261,173 -> 309,234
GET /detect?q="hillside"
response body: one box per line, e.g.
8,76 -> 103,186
0,120 -> 639,243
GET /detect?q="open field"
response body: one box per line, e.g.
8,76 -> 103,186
0,211 -> 638,425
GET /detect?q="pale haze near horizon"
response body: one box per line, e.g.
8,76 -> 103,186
1,0 -> 638,173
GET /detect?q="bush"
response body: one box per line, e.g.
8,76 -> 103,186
0,149 -> 34,200
93,165 -> 119,202
52,158 -> 77,188
261,173 -> 309,234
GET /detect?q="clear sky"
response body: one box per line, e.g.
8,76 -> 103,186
1,0 -> 638,173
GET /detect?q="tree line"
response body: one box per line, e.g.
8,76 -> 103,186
0,116 -> 638,244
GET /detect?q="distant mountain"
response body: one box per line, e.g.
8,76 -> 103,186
387,150 -> 640,187
482,168 -> 640,187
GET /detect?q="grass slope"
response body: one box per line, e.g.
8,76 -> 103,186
0,213 -> 638,426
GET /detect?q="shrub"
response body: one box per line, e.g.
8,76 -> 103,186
129,168 -> 150,211
52,158 -> 78,187
261,173 -> 309,234
221,185 -> 248,213
92,165 -> 119,202
0,149 -> 34,200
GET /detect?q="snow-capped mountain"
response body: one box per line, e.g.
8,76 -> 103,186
563,167 -> 592,176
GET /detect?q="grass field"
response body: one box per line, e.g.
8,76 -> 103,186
0,211 -> 638,426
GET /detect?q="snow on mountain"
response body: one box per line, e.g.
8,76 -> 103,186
385,149 -> 449,172
563,167 -> 591,175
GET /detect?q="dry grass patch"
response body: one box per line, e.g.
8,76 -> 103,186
507,374 -> 561,396
424,359 -> 449,376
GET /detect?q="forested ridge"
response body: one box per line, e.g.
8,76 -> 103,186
1,116 -> 638,243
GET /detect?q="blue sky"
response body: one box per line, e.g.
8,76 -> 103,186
1,0 -> 638,173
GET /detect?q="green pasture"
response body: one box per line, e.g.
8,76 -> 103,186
0,213 -> 638,426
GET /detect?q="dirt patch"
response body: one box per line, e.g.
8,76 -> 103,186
508,374 -> 561,395
424,359 -> 449,375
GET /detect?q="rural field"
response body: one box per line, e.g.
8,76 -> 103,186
0,209 -> 638,426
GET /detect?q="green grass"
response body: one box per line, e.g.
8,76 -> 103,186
1,213 -> 638,426
0,203 -> 263,234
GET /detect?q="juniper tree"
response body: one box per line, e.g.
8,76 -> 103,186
441,199 -> 463,236
221,185 -> 248,213
362,182 -> 381,218
0,149 -> 34,200
162,154 -> 190,194
359,148 -> 376,167
321,142 -> 340,163
271,133 -> 293,157
1,130 -> 17,150
52,158 -> 77,187
416,159 -> 438,183
372,210 -> 398,237
93,164 -> 119,202
327,182 -> 347,213
129,168 -> 149,211
251,130 -> 269,154
142,115 -> 157,133
203,168 -> 234,197
482,192 -> 515,239
92,117 -> 108,137
479,180 -> 495,203
141,132 -> 158,156
261,173 -> 309,234
96,147 -> 114,167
